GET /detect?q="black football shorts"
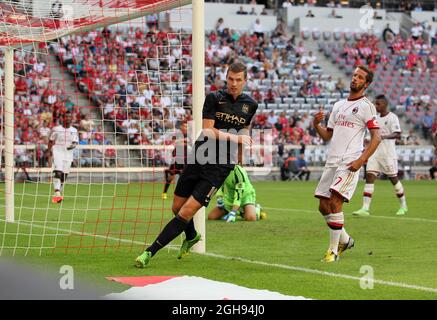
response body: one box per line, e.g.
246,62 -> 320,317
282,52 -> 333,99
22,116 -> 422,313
174,163 -> 232,207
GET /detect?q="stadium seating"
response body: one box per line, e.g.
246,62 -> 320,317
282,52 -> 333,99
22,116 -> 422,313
3,11 -> 435,169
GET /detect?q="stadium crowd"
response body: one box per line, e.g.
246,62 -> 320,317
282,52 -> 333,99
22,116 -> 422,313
48,20 -> 347,153
1,1 -> 436,170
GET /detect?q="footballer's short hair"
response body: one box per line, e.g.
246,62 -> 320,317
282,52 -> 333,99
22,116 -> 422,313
357,65 -> 374,84
375,94 -> 388,105
227,62 -> 247,79
375,94 -> 387,101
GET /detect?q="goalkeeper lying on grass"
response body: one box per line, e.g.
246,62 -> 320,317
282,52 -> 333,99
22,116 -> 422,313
207,165 -> 267,222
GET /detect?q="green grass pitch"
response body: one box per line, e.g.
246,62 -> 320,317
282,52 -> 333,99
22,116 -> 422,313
1,180 -> 436,299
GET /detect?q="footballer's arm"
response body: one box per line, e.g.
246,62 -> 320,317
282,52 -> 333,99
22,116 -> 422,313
202,119 -> 253,146
313,111 -> 333,142
47,139 -> 54,167
347,128 -> 381,172
381,132 -> 401,140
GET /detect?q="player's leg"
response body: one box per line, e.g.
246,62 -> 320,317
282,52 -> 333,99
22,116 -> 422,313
52,170 -> 63,196
383,158 -> 407,215
353,172 -> 376,216
52,170 -> 64,203
354,157 -> 380,216
162,168 -> 175,199
135,164 -> 229,267
138,195 -> 203,265
241,204 -> 257,221
389,175 -> 408,215
59,172 -> 68,193
21,161 -> 32,181
52,149 -> 63,202
315,167 -> 340,262
57,158 -> 72,202
135,164 -> 198,266
325,167 -> 360,261
240,189 -> 258,221
320,191 -> 344,261
207,207 -> 227,220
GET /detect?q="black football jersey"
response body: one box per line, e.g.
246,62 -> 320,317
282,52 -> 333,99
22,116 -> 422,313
193,89 -> 258,167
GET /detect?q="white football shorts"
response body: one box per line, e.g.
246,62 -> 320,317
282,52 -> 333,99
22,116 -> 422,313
53,149 -> 73,174
366,156 -> 398,177
315,165 -> 361,202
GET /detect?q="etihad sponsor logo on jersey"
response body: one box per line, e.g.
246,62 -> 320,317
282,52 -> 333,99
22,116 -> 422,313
335,114 -> 355,128
215,112 -> 247,125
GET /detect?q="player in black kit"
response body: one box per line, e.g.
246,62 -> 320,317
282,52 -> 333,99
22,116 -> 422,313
135,62 -> 258,267
162,121 -> 188,200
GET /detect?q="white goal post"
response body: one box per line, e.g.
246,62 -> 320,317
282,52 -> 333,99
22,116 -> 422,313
0,0 -> 206,254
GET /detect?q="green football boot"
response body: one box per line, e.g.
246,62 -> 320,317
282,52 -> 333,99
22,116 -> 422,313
135,251 -> 151,268
177,232 -> 201,260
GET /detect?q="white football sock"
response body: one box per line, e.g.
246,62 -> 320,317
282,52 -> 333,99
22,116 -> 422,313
340,227 -> 350,244
325,213 -> 344,255
394,181 -> 407,208
53,178 -> 61,195
362,183 -> 374,210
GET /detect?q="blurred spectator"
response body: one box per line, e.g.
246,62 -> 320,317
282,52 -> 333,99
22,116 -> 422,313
372,11 -> 382,20
80,113 -> 95,133
301,51 -> 319,69
236,6 -> 248,15
267,111 -> 278,127
405,129 -> 420,145
335,77 -> 345,95
282,0 -> 294,8
327,0 -> 336,7
146,13 -> 158,29
305,10 -> 315,17
278,80 -> 289,103
328,9 -> 342,18
264,88 -> 277,105
253,19 -> 264,39
382,24 -> 396,43
421,110 -> 434,140
296,152 -> 311,181
215,18 -> 225,36
323,75 -> 337,93
411,22 -> 424,41
249,7 -> 257,15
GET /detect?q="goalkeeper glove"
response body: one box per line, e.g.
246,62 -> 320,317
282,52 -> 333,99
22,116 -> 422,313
216,196 -> 224,209
225,211 -> 237,223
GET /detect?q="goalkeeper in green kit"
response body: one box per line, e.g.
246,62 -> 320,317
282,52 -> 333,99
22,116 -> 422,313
208,165 -> 267,222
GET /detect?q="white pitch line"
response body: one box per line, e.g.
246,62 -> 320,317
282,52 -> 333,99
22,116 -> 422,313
203,252 -> 437,294
263,207 -> 437,224
2,219 -> 437,295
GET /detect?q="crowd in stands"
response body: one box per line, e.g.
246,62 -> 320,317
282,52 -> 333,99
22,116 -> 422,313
0,45 -> 114,168
205,17 -> 354,147
48,16 -> 348,158
2,0 -> 436,170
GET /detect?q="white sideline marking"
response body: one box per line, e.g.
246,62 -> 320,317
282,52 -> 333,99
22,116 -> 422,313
264,207 -> 437,224
2,219 -> 437,295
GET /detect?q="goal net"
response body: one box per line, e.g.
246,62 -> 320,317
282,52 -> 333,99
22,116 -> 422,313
0,0 -> 205,256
